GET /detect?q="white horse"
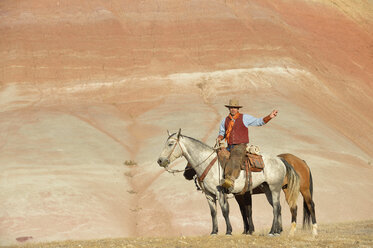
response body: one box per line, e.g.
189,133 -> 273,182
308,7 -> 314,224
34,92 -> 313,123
157,129 -> 300,235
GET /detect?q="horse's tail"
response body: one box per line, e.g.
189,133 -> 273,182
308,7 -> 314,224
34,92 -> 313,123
303,168 -> 314,228
280,158 -> 300,209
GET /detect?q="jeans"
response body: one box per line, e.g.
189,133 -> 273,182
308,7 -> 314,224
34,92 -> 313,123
227,144 -> 236,152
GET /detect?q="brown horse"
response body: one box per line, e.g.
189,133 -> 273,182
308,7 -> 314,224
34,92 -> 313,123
184,153 -> 317,236
278,153 -> 317,236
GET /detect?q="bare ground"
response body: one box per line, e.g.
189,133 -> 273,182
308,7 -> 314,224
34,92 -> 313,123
11,220 -> 373,248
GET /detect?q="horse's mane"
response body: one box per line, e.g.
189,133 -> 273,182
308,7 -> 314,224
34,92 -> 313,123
168,133 -> 213,150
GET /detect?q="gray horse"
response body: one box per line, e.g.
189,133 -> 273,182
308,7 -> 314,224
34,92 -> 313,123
157,129 -> 300,235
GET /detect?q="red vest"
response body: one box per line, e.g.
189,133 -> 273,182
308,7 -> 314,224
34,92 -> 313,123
224,114 -> 249,145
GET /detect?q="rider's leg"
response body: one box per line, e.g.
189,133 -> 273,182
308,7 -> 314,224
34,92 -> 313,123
222,144 -> 247,191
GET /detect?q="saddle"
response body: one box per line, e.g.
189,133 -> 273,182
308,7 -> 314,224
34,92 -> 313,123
217,144 -> 265,195
217,144 -> 265,172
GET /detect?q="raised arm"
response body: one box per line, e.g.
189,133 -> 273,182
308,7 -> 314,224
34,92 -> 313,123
263,109 -> 278,123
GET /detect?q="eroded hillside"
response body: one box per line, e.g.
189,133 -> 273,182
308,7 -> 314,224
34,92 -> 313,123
0,0 -> 372,246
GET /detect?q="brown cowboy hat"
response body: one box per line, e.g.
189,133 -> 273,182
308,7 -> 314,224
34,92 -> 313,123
225,99 -> 242,108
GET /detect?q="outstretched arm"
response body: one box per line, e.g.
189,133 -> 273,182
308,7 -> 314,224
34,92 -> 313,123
263,109 -> 278,123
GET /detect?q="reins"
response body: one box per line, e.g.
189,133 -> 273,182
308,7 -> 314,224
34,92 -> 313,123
161,135 -> 242,198
165,166 -> 194,174
163,136 -> 232,196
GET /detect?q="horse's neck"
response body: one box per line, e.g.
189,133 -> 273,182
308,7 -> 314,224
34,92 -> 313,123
181,137 -> 216,175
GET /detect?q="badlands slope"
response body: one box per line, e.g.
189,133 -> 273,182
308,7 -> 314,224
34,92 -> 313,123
0,0 -> 372,245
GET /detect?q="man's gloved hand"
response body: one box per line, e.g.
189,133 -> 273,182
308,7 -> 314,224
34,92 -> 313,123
215,138 -> 225,149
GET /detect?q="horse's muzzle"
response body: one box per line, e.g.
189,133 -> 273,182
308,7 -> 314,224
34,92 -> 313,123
157,157 -> 169,167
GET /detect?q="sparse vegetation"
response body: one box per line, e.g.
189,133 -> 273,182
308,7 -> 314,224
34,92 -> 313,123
127,189 -> 137,194
196,82 -> 206,90
130,207 -> 142,212
124,160 -> 137,167
18,220 -> 373,248
124,171 -> 133,177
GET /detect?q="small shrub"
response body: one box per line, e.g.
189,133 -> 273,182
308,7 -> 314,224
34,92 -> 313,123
124,160 -> 137,166
130,207 -> 142,212
124,171 -> 133,177
127,189 -> 137,194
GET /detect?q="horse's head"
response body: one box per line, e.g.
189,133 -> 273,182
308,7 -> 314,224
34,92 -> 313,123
157,128 -> 184,168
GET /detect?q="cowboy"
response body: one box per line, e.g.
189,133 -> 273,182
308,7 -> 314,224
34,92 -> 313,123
217,99 -> 278,192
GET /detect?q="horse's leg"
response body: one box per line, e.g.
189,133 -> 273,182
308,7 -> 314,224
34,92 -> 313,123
289,205 -> 298,236
283,187 -> 298,236
301,170 -> 317,236
235,192 -> 254,235
218,192 -> 232,235
310,200 -> 317,236
246,193 -> 255,234
309,174 -> 317,236
264,184 -> 282,235
271,189 -> 283,235
206,194 -> 218,235
302,190 -> 317,236
235,194 -> 249,234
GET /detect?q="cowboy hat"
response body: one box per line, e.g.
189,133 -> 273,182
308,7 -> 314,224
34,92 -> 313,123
224,99 -> 242,108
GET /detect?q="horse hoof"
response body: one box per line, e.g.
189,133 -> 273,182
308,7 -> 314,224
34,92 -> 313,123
226,233 -> 232,236
312,224 -> 318,237
268,233 -> 280,237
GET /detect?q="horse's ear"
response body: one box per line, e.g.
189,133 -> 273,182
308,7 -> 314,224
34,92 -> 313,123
177,128 -> 181,139
167,130 -> 171,136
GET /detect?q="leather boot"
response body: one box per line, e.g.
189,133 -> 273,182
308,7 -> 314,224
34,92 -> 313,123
221,177 -> 235,193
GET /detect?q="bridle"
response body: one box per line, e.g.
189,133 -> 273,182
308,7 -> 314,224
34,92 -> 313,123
165,137 -> 184,162
161,136 -> 186,173
161,134 -> 233,197
163,135 -> 218,177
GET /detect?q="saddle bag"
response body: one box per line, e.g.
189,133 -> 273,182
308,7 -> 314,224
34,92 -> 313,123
246,153 -> 264,172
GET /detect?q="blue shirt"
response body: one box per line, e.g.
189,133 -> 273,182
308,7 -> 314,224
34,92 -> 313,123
218,114 -> 265,137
